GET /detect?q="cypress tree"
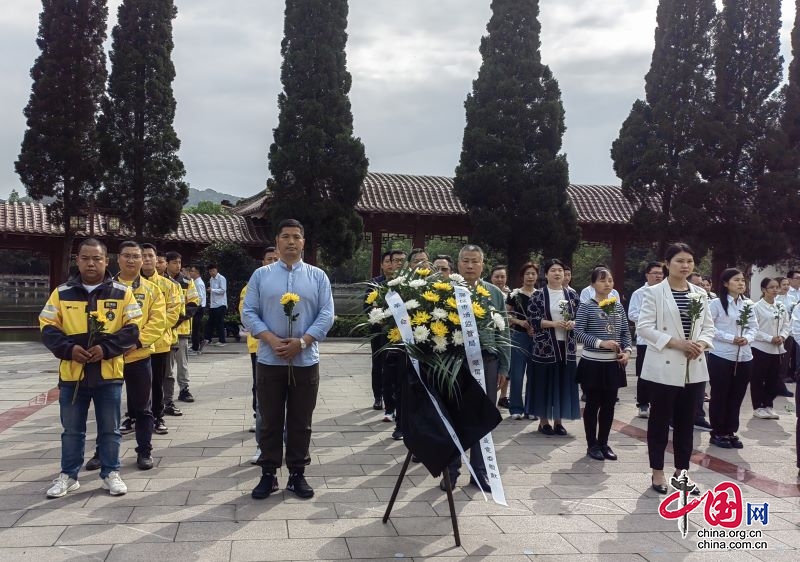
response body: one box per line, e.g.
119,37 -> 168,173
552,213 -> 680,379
98,0 -> 188,238
267,0 -> 368,266
454,0 -> 578,273
707,0 -> 783,267
15,0 -> 108,278
611,0 -> 717,257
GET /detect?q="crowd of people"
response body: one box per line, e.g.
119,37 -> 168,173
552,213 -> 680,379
39,231 -> 798,503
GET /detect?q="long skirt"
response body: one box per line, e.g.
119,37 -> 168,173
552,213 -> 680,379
531,342 -> 580,421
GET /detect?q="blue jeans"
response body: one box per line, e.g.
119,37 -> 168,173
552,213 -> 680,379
59,382 -> 122,479
509,330 -> 533,415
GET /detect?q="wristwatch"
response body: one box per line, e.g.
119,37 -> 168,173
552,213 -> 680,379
299,338 -> 307,350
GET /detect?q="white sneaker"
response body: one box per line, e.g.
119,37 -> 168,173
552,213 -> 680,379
250,448 -> 261,465
217,343 -> 226,347
638,406 -> 650,419
511,413 -> 522,420
101,471 -> 128,496
382,413 -> 393,422
766,407 -> 780,419
753,408 -> 772,419
46,473 -> 79,498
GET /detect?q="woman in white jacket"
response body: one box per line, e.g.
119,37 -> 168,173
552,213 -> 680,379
637,243 -> 715,495
751,277 -> 790,420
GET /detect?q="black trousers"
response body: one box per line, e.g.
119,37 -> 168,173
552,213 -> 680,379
369,334 -> 384,401
150,351 -> 169,419
583,385 -> 618,447
206,306 -> 227,343
124,358 -> 154,454
708,354 -> 751,438
694,380 -> 707,422
250,352 -> 257,418
785,336 -> 797,379
255,363 -> 319,471
382,350 -> 405,419
635,345 -> 648,407
447,355 -> 499,479
751,348 -> 780,409
647,380 -> 703,471
191,307 -> 205,351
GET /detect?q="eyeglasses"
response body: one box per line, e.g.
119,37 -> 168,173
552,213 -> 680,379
120,253 -> 142,261
391,258 -> 405,264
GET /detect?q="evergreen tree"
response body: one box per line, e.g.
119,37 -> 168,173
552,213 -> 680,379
267,0 -> 368,266
15,0 -> 108,277
707,0 -> 783,267
454,0 -> 577,274
98,0 -> 188,238
611,0 -> 717,257
756,0 -> 800,260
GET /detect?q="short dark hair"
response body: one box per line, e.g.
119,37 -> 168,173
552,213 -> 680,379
263,246 -> 276,257
409,248 -> 427,261
207,263 -> 218,270
542,258 -> 565,275
644,261 -> 662,275
519,261 -> 538,279
165,251 -> 181,262
389,249 -> 406,260
78,238 -> 107,256
140,243 -> 157,254
276,218 -> 304,236
788,270 -> 800,279
381,250 -> 393,262
688,272 -> 702,283
562,264 -> 572,273
590,266 -> 612,284
117,240 -> 140,253
433,254 -> 453,269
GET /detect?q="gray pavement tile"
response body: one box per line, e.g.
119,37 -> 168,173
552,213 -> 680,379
175,520 -> 287,541
461,533 -> 581,556
0,493 -> 89,510
15,507 -> 133,527
560,531 -> 690,554
230,537 -> 350,561
391,515 -> 501,537
55,522 -> 178,545
643,553 -> 762,561
334,500 -> 437,519
519,498 -> 629,515
430,499 -> 531,517
288,517 -> 397,538
0,545 -> 112,562
82,490 -> 190,508
0,525 -> 66,547
127,504 -> 237,523
489,514 -> 606,533
0,510 -> 23,528
283,488 -> 380,503
235,501 -> 338,521
345,535 -> 468,559
142,476 -> 240,491
106,540 -> 232,562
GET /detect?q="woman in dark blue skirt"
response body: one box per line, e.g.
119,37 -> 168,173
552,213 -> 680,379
526,259 -> 581,436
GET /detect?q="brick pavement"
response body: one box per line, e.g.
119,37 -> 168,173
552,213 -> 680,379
0,340 -> 797,561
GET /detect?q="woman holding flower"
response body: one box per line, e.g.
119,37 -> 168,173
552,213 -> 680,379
506,262 -> 539,420
750,277 -> 790,420
574,268 -> 631,461
707,269 -> 758,449
637,243 -> 714,494
526,259 -> 581,436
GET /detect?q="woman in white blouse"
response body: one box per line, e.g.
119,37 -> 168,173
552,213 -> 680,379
637,243 -> 715,495
750,277 -> 790,420
707,269 -> 758,450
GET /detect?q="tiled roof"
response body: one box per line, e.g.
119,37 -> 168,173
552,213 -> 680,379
0,202 -> 269,245
234,172 -> 637,226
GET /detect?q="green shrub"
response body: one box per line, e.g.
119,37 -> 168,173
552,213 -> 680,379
328,314 -> 369,338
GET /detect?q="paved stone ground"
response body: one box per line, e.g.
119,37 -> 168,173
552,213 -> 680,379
0,339 -> 798,561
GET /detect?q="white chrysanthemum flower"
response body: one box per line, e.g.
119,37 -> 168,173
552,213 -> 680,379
368,308 -> 386,325
558,299 -> 568,306
404,299 -> 420,311
490,312 -> 506,331
448,273 -> 465,284
387,275 -> 406,287
451,330 -> 464,346
744,299 -> 754,306
432,335 -> 448,353
409,279 -> 426,288
687,292 -> 703,301
510,288 -> 521,298
431,307 -> 447,320
413,325 -> 430,343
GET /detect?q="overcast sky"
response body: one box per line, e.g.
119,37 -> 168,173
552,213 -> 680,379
0,1 -> 795,201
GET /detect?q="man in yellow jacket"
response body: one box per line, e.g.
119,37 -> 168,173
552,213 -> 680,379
141,243 -> 181,430
165,250 -> 200,406
39,239 -> 141,498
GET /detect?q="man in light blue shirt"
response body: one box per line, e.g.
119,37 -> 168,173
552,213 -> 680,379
242,219 -> 334,500
188,266 -> 206,354
205,264 -> 227,346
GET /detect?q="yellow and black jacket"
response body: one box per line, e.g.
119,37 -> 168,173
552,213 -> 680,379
114,274 -> 167,364
39,273 -> 142,384
141,270 -> 181,353
239,284 -> 259,354
172,273 -> 200,338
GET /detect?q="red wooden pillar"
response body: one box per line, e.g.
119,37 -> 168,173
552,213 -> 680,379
371,229 -> 382,277
49,245 -> 64,291
611,234 -> 627,301
412,223 -> 425,252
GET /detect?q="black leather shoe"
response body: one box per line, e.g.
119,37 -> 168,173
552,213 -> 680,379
85,452 -> 101,471
497,397 -> 510,409
710,435 -> 732,449
671,472 -> 701,496
163,404 -> 183,416
372,399 -> 383,411
601,444 -> 618,461
651,479 -> 668,494
178,389 -> 194,403
554,424 -> 568,436
587,445 -> 605,461
537,423 -> 554,435
728,435 -> 744,449
137,453 -> 154,470
391,428 -> 403,440
252,473 -> 279,499
439,474 -> 457,491
287,472 -> 314,499
470,473 -> 491,492
778,388 -> 794,398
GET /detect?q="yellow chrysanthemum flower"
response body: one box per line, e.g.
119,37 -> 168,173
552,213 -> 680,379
472,302 -> 487,319
475,285 -> 490,297
387,327 -> 402,343
430,321 -> 449,338
432,282 -> 453,292
445,296 -> 457,309
415,268 -> 431,277
280,292 -> 301,306
411,310 -> 432,326
365,290 -> 379,305
89,311 -> 100,319
598,297 -> 617,308
421,291 -> 440,303
448,311 -> 461,325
